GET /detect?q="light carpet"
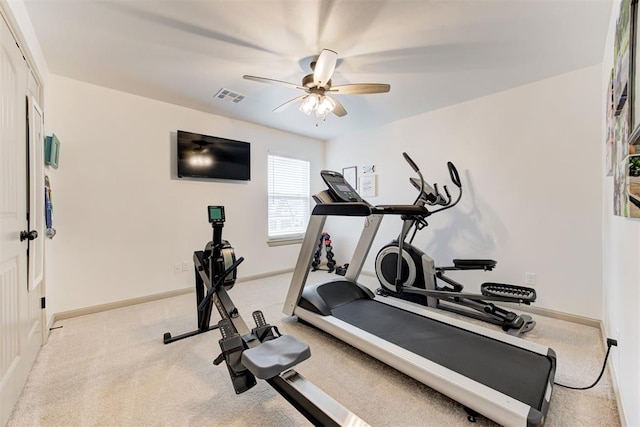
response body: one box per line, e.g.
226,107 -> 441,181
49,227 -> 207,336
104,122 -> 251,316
8,272 -> 619,426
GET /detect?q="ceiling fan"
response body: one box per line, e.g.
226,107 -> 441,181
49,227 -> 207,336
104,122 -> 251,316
243,49 -> 390,119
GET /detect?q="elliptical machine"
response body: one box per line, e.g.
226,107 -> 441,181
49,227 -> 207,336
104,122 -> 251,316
374,154 -> 537,336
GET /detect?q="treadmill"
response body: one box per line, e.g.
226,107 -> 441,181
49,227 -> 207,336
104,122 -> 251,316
284,163 -> 556,427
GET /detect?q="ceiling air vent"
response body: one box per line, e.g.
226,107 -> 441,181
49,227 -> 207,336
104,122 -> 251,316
215,88 -> 245,104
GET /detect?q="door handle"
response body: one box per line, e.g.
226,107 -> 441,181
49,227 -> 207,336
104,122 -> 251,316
20,230 -> 38,241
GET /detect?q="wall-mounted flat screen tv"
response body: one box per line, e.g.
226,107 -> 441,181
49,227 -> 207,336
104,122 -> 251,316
177,130 -> 251,181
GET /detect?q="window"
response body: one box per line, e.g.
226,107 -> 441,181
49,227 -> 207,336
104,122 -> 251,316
267,154 -> 310,241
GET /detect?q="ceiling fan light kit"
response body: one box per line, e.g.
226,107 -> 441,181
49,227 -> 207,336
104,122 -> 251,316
243,49 -> 390,122
300,93 -> 336,118
300,93 -> 320,114
316,95 -> 336,116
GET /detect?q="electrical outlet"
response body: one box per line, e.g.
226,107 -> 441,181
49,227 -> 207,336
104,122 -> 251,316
525,272 -> 536,286
182,261 -> 189,272
173,263 -> 181,273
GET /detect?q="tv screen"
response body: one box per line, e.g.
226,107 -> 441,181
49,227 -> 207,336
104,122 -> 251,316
177,130 -> 251,181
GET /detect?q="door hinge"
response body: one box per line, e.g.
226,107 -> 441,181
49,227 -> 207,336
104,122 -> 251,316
41,297 -> 46,309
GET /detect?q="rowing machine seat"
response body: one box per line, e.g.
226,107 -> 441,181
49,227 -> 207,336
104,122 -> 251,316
242,335 -> 311,379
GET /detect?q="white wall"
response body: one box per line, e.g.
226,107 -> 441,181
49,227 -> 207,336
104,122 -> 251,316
46,75 -> 324,315
325,65 -> 603,319
601,1 -> 640,425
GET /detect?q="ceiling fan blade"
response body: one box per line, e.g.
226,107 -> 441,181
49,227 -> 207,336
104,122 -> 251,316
313,49 -> 338,88
243,75 -> 304,90
329,83 -> 391,95
273,95 -> 307,112
331,97 -> 347,117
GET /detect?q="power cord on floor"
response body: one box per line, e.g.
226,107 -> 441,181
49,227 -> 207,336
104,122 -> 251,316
554,338 -> 618,390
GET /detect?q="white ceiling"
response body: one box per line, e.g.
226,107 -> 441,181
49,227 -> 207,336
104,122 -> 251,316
24,0 -> 612,141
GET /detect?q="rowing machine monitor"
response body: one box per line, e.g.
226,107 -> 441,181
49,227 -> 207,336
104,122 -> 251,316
208,205 -> 226,225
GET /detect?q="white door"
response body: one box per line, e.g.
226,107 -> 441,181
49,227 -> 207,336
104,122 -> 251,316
28,96 -> 47,344
28,97 -> 44,291
28,97 -> 47,344
0,13 -> 43,426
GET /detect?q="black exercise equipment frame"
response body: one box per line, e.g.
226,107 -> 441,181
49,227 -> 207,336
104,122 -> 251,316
163,206 -> 233,344
374,154 -> 537,335
163,205 -> 368,426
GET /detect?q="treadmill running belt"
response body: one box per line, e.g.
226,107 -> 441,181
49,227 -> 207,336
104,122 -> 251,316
331,299 -> 552,409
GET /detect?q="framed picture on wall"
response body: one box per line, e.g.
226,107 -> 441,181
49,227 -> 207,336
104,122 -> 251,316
630,0 -> 640,141
614,0 -> 631,116
628,155 -> 640,216
359,175 -> 376,198
342,166 -> 357,189
606,70 -> 615,176
612,0 -> 640,218
614,104 -> 630,216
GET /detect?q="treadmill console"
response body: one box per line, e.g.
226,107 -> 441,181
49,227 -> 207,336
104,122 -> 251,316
320,170 -> 364,203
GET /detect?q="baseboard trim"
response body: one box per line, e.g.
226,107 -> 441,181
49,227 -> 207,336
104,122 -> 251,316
54,287 -> 193,321
239,268 -> 294,282
52,267 -> 599,330
361,270 -> 600,328
599,323 -> 627,427
52,268 -> 294,322
500,302 -> 601,328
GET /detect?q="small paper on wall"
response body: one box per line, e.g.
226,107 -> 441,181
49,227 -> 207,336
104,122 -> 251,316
362,165 -> 375,174
359,175 -> 376,197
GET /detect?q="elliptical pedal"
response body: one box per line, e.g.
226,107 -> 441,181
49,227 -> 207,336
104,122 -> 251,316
481,282 -> 536,303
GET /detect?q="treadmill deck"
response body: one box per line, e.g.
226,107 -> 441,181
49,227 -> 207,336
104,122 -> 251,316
331,298 -> 552,410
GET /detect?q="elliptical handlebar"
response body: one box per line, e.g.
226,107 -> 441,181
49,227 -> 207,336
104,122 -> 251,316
403,152 -> 426,206
429,182 -> 461,215
403,153 -> 462,216
402,152 -> 420,173
447,161 -> 462,188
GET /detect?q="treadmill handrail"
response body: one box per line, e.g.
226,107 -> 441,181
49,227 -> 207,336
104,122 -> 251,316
371,204 -> 430,216
312,202 -> 372,217
311,202 -> 431,217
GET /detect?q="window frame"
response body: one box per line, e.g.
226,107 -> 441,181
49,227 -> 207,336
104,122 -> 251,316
267,152 -> 311,245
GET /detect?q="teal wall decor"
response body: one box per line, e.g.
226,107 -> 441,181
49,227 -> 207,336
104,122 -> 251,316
44,134 -> 60,168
